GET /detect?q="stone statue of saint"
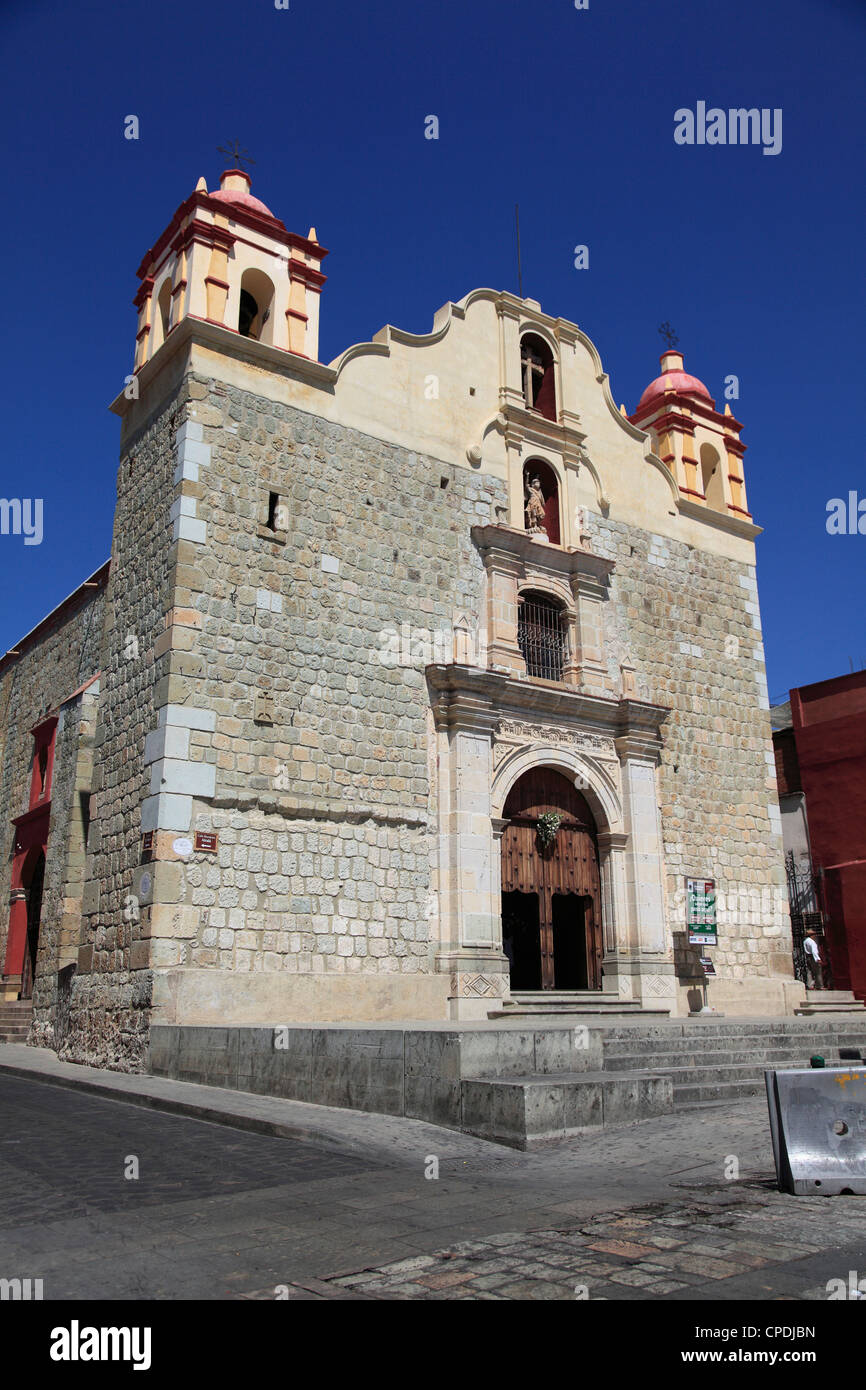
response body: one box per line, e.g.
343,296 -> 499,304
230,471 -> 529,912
524,476 -> 547,535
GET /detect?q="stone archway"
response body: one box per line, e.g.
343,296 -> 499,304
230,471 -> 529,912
491,742 -> 626,993
501,768 -> 602,991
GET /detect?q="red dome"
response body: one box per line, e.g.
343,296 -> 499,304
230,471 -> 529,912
209,188 -> 275,218
636,352 -> 712,412
209,170 -> 275,219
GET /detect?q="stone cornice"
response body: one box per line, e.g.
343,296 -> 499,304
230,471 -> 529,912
472,524 -> 615,585
427,663 -> 669,742
499,400 -> 587,451
110,314 -> 337,417
676,497 -> 762,542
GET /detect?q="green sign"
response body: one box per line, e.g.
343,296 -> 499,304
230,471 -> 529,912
686,877 -> 717,945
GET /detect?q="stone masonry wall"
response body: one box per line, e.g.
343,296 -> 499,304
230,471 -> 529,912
140,370 -> 785,998
0,585 -> 105,990
64,387 -> 185,1069
31,681 -> 100,1048
589,513 -> 788,983
157,374 -> 505,980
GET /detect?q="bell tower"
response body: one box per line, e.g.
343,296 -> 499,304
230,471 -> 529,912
132,167 -> 327,371
630,350 -> 751,521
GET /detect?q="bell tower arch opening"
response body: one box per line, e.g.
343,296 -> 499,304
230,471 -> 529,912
238,269 -> 276,343
520,332 -> 557,421
150,279 -> 172,353
700,442 -> 725,510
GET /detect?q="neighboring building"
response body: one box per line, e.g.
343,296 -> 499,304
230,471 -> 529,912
0,167 -> 802,1071
772,671 -> 866,1003
0,565 -> 108,1046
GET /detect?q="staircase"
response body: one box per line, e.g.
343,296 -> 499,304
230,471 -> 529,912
794,989 -> 866,1016
602,1018 -> 866,1109
0,1000 -> 32,1044
488,990 -> 669,1019
457,1025 -> 673,1147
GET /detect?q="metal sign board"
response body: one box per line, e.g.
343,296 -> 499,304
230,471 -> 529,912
699,956 -> 716,975
765,1067 -> 866,1195
686,876 -> 717,945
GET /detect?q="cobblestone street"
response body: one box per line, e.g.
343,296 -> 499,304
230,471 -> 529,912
319,1188 -> 866,1301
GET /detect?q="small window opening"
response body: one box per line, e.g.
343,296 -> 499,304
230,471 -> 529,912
37,743 -> 49,797
267,492 -> 279,529
517,591 -> 567,682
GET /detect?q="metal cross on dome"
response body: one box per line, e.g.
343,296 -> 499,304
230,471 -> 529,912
217,140 -> 255,171
658,321 -> 680,350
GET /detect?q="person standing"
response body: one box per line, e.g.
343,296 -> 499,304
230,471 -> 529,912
803,928 -> 825,989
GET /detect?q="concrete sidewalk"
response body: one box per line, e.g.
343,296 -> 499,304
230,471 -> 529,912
0,1042 -> 499,1167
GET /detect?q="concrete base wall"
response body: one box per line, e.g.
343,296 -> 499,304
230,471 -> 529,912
152,967 -> 805,1028
152,968 -> 453,1025
149,1021 -> 616,1141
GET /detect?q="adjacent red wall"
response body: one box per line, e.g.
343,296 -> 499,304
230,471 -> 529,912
791,671 -> 866,1001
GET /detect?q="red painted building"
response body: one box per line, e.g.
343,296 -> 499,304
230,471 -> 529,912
774,670 -> 866,1002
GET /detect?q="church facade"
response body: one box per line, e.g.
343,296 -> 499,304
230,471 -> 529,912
0,168 -> 803,1070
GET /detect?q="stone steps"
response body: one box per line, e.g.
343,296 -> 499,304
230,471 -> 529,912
604,1041 -> 866,1068
795,990 -> 866,1015
672,1078 -> 777,1105
489,990 -> 667,1019
0,1002 -> 32,1044
610,1058 -> 817,1085
459,1069 -> 672,1149
602,1019 -> 866,1108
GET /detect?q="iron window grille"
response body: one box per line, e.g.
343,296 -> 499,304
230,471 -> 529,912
518,594 -> 566,681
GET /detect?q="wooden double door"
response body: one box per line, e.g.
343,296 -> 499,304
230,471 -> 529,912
501,768 -> 602,991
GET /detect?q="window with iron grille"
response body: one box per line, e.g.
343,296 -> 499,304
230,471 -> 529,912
518,592 -> 566,681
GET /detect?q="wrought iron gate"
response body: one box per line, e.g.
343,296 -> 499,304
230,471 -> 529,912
785,851 -> 826,986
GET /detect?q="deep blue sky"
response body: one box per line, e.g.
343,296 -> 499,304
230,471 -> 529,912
1,0 -> 863,699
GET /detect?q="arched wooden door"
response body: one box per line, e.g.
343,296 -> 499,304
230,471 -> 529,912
501,768 -> 602,991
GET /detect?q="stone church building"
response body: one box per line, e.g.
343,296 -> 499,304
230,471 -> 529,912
0,167 -> 804,1073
